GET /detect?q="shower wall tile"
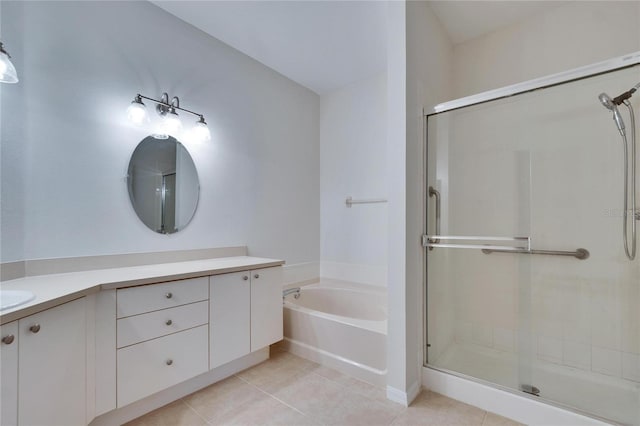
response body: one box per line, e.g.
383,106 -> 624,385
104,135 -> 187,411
471,323 -> 493,348
562,340 -> 590,371
455,321 -> 473,344
590,280 -> 622,351
493,327 -> 515,352
622,352 -> 640,383
561,280 -> 591,344
620,276 -> 639,355
537,336 -> 563,364
591,346 -> 622,378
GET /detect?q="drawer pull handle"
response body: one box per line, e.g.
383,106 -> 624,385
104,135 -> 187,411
242,275 -> 249,281
254,274 -> 260,279
165,292 -> 173,299
2,335 -> 14,345
166,359 -> 173,366
29,324 -> 40,334
165,319 -> 173,326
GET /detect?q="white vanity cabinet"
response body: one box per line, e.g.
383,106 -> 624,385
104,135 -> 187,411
210,266 -> 283,368
210,271 -> 251,368
0,321 -> 18,426
249,266 -> 283,351
1,256 -> 284,425
18,298 -> 87,426
115,276 -> 210,407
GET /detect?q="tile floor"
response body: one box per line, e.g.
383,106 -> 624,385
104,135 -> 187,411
126,346 -> 522,426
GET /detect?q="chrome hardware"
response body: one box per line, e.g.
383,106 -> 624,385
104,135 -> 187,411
2,335 -> 15,345
165,319 -> 173,326
165,292 -> 172,299
521,384 -> 540,396
345,196 -> 387,207
254,274 -> 260,279
283,287 -> 301,300
423,235 -> 530,250
242,275 -> 249,281
428,187 -> 441,250
482,247 -> 590,260
423,235 -> 589,260
29,324 -> 40,334
166,359 -> 173,366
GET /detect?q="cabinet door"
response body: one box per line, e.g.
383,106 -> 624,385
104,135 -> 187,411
18,298 -> 86,426
210,272 -> 250,368
250,266 -> 283,351
1,321 -> 18,426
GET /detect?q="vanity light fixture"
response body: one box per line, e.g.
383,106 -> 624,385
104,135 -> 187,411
127,92 -> 211,142
127,95 -> 149,125
0,42 -> 19,84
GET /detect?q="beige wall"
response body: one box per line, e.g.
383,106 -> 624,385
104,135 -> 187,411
452,1 -> 640,99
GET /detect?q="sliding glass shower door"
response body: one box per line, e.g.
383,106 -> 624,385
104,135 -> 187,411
425,64 -> 640,425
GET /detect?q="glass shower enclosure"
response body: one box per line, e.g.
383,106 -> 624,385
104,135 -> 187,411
425,64 -> 640,425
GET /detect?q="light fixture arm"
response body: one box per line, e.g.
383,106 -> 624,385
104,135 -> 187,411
136,93 -> 205,120
0,42 -> 12,58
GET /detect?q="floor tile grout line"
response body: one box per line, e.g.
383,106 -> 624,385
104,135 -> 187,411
307,368 -> 388,401
178,397 -> 212,425
233,372 -> 325,424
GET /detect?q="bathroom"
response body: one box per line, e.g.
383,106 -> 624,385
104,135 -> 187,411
0,1 -> 639,425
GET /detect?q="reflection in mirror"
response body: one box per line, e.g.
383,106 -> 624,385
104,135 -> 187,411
127,136 -> 199,234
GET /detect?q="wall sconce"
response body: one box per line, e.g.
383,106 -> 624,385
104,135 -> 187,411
0,42 -> 19,84
127,92 -> 211,142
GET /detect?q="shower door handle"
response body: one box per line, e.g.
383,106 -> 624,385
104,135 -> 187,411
428,186 -> 441,250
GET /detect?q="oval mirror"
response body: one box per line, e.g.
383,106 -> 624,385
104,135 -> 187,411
127,136 -> 199,234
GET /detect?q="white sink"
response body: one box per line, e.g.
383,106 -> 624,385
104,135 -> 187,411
0,290 -> 36,311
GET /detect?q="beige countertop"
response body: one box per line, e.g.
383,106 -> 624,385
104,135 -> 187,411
0,256 -> 284,325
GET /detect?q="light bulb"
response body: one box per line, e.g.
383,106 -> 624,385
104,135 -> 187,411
127,96 -> 148,125
159,108 -> 182,137
0,43 -> 19,84
190,116 -> 211,143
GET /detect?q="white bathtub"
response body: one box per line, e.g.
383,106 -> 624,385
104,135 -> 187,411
282,279 -> 387,387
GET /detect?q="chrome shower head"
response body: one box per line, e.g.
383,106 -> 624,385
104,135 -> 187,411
599,92 -> 615,110
599,92 -> 626,136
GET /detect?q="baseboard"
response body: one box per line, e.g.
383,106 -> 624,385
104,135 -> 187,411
422,367 -> 610,426
386,380 -> 421,406
89,348 -> 269,426
319,261 -> 387,287
282,337 -> 386,388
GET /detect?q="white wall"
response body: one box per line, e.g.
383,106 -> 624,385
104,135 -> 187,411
319,73 -> 388,286
452,1 -> 640,98
0,0 -> 25,263
0,1 -> 320,267
385,0 -> 453,403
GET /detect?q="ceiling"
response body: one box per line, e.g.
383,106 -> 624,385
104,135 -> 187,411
152,1 -> 388,95
429,1 -> 566,45
153,1 -> 565,95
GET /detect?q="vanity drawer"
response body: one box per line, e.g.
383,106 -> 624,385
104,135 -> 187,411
116,276 -> 209,318
117,325 -> 208,407
117,301 -> 208,348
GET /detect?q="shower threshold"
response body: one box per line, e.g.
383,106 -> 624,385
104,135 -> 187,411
428,342 -> 638,425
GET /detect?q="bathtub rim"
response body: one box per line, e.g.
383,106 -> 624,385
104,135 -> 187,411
283,280 -> 387,335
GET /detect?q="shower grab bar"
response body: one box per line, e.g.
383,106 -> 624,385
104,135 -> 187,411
422,234 -> 589,260
345,196 -> 388,207
428,187 -> 441,249
481,247 -> 590,260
